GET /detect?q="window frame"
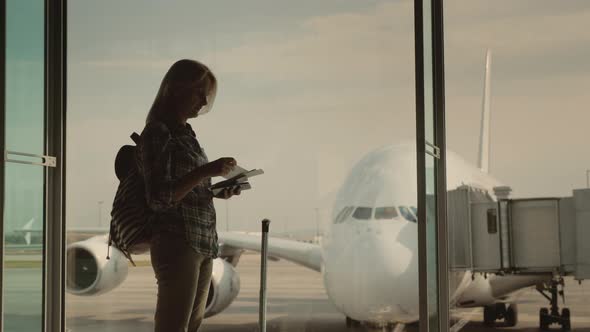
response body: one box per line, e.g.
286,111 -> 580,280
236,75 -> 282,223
415,0 -> 449,331
45,0 -> 67,331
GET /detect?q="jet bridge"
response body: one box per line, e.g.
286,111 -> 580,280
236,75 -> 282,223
448,186 -> 590,330
448,186 -> 590,278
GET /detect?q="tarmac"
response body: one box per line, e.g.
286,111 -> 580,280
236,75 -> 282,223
7,253 -> 589,332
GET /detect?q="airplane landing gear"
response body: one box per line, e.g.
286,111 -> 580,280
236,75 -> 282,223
483,303 -> 518,327
345,316 -> 361,328
505,303 -> 518,327
537,278 -> 571,331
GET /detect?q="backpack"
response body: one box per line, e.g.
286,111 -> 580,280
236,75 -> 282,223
107,132 -> 152,266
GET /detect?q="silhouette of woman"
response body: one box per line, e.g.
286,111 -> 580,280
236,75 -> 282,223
140,59 -> 239,332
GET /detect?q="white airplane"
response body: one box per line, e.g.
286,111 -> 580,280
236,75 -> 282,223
11,219 -> 108,249
65,51 -> 569,330
22,218 -> 36,245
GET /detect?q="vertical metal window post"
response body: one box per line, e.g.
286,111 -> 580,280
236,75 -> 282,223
415,0 -> 449,331
432,0 -> 449,329
45,0 -> 66,331
0,0 -> 6,329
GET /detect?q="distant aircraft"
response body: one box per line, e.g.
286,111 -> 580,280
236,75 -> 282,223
10,218 -> 107,249
5,218 -> 44,250
64,51 -> 568,330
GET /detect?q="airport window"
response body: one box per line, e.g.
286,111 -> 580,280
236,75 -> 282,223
375,206 -> 399,219
399,206 -> 417,223
352,207 -> 373,220
3,0 -> 47,330
443,2 -> 590,331
63,1 -> 415,331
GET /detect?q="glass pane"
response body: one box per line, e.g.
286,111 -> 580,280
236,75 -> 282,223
3,165 -> 44,332
66,1 -> 417,331
3,0 -> 46,331
425,156 -> 438,331
445,1 -> 590,331
5,0 -> 45,155
421,0 -> 440,330
422,0 -> 435,146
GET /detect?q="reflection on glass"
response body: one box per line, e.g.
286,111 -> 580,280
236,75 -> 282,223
3,0 -> 46,331
66,1 -> 416,330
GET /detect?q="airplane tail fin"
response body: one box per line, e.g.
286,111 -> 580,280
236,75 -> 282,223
23,218 -> 35,246
478,49 -> 492,173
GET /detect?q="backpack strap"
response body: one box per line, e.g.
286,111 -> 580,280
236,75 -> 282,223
106,233 -> 112,260
130,132 -> 141,145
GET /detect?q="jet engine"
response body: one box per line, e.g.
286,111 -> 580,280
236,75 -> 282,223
204,258 -> 241,317
66,235 -> 241,317
66,235 -> 129,296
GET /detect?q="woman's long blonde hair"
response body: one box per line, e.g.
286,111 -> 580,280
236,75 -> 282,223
146,59 -> 217,124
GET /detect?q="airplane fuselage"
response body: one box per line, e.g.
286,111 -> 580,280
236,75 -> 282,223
319,144 -> 546,324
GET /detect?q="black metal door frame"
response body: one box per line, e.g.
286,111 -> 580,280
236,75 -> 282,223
0,1 -> 66,331
415,0 -> 449,331
45,1 -> 66,331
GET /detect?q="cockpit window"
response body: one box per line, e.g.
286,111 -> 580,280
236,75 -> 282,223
410,206 -> 418,217
352,207 -> 372,220
375,207 -> 399,219
334,206 -> 354,224
399,206 -> 417,223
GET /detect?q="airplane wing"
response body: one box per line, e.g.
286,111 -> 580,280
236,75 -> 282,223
11,225 -> 325,272
218,232 -> 323,272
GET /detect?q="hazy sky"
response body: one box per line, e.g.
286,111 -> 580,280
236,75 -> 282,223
62,0 -> 590,232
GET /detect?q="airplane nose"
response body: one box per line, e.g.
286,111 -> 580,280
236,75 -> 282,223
323,222 -> 419,323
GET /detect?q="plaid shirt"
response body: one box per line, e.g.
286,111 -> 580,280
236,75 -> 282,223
139,120 -> 218,258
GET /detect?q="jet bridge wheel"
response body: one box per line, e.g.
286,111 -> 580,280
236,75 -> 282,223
345,317 -> 361,328
483,305 -> 497,326
562,308 -> 571,331
483,303 -> 516,326
540,308 -> 550,330
483,303 -> 518,327
539,307 -> 571,331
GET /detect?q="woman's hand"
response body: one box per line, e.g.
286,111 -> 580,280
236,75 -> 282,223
172,157 -> 237,203
213,186 -> 242,199
204,157 -> 237,177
